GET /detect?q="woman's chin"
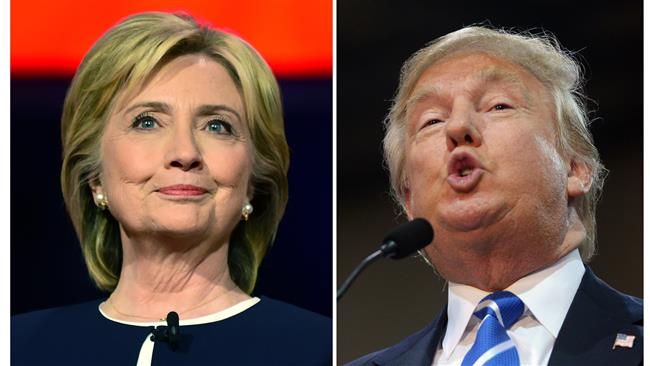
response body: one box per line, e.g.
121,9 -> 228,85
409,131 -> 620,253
139,215 -> 219,239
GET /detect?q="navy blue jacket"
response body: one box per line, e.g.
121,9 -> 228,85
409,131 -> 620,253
347,268 -> 643,366
12,296 -> 332,365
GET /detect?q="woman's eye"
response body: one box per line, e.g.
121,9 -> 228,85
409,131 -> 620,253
131,114 -> 159,130
205,119 -> 234,135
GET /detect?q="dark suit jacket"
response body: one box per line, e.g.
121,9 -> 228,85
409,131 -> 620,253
12,296 -> 332,365
346,267 -> 643,366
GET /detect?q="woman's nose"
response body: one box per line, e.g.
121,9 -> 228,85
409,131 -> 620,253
445,100 -> 482,151
165,127 -> 203,171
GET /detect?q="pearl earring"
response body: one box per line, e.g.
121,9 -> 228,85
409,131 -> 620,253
242,202 -> 253,221
94,192 -> 108,210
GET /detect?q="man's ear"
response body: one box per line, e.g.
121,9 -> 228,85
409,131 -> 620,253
567,159 -> 592,199
403,187 -> 414,220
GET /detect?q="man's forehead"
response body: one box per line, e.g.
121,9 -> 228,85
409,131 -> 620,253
476,66 -> 528,87
406,55 -> 534,109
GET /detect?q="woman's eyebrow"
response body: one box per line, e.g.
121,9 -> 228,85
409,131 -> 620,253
123,101 -> 171,115
122,102 -> 243,122
195,104 -> 243,123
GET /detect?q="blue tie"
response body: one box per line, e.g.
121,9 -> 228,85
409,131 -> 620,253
461,291 -> 524,366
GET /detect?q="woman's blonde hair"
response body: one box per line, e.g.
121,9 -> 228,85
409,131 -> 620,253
384,26 -> 605,261
61,12 -> 289,293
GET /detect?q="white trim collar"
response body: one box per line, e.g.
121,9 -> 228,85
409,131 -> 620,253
98,297 -> 260,327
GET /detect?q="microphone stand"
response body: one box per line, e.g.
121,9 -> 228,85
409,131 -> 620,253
337,249 -> 383,302
337,219 -> 433,302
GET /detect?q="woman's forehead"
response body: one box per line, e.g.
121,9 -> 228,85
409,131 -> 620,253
115,54 -> 244,116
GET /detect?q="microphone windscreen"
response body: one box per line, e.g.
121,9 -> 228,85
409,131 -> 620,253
383,218 -> 434,259
167,311 -> 179,326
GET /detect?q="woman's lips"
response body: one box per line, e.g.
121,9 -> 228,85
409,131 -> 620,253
157,185 -> 208,196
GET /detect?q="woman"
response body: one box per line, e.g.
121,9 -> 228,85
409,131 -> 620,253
12,12 -> 331,365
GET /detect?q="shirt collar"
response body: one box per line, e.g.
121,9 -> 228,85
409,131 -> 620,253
442,249 -> 584,358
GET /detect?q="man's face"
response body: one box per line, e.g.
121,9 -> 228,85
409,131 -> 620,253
403,52 -> 573,268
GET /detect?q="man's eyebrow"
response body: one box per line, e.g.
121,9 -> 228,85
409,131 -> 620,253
405,67 -> 531,114
476,67 -> 528,92
123,102 -> 243,122
474,67 -> 533,104
406,85 -> 442,113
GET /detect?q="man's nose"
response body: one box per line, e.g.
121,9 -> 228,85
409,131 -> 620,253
165,125 -> 203,171
445,99 -> 482,151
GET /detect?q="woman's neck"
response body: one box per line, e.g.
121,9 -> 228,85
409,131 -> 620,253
101,233 -> 250,322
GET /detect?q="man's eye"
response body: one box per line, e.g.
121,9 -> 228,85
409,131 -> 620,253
492,104 -> 512,111
425,118 -> 444,126
131,114 -> 159,129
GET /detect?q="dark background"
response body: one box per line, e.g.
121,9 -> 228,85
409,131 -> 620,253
337,0 -> 642,363
10,77 -> 333,318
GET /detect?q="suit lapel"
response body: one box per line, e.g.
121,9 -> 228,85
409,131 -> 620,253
353,267 -> 642,366
549,267 -> 643,366
372,306 -> 448,366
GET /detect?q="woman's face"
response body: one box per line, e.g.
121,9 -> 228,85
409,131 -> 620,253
96,54 -> 252,245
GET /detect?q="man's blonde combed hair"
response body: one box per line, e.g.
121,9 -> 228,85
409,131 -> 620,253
384,26 -> 605,261
61,12 -> 289,294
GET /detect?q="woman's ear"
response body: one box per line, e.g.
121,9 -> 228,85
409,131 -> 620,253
89,177 -> 102,195
567,159 -> 593,199
88,178 -> 107,208
247,183 -> 255,202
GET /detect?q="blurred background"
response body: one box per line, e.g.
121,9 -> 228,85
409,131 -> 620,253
11,0 -> 332,318
337,0 -> 642,363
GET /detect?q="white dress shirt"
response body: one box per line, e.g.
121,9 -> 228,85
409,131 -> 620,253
432,249 -> 585,365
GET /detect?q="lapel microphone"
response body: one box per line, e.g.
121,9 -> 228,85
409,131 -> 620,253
151,311 -> 181,351
337,218 -> 434,301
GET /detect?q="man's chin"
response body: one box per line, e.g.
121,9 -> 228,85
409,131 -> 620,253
434,198 -> 510,233
438,211 -> 493,232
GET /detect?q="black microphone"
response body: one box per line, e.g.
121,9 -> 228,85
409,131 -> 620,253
337,218 -> 434,302
379,218 -> 434,259
150,311 -> 181,351
166,311 -> 180,350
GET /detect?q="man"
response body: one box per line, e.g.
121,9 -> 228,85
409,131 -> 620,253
347,27 -> 642,366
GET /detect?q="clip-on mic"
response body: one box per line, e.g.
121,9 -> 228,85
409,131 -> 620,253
151,311 -> 181,351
